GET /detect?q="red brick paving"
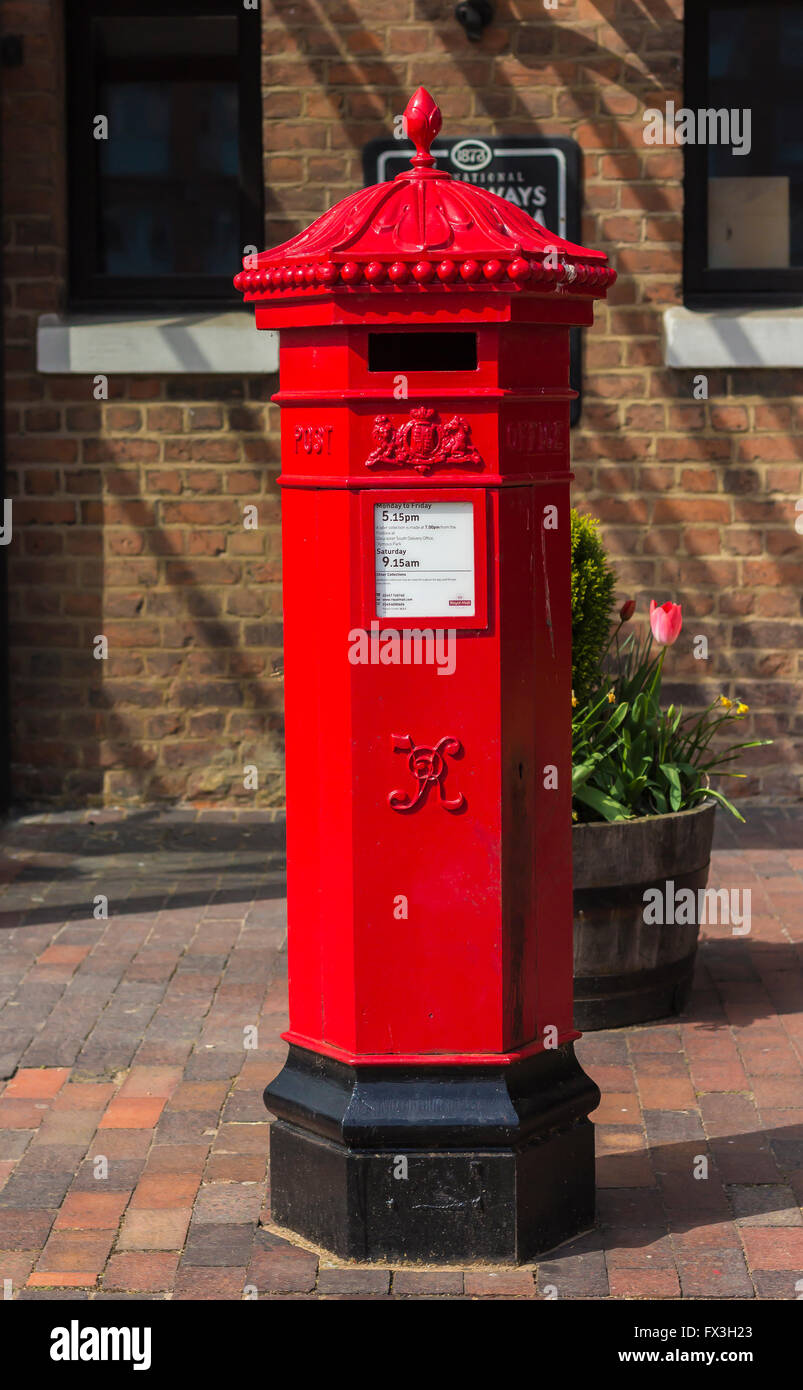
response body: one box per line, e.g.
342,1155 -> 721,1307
0,806 -> 801,1299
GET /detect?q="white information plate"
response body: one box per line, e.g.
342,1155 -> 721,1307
374,501 -> 475,618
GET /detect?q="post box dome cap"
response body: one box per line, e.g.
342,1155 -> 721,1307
234,89 -> 615,299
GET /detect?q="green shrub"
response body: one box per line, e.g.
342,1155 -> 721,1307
570,509 -> 616,702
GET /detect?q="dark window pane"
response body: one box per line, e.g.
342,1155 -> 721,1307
66,4 -> 261,306
706,5 -> 803,271
97,80 -> 238,276
91,16 -> 241,281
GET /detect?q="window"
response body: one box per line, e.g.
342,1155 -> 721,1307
684,0 -> 803,306
65,0 -> 263,310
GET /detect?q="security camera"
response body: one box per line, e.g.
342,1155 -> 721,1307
454,2 -> 494,42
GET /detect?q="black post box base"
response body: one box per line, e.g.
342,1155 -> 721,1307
264,1042 -> 600,1264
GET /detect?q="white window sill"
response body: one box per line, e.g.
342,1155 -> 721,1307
663,306 -> 803,369
36,311 -> 277,375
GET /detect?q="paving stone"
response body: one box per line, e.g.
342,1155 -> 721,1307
130,1175 -> 199,1210
169,1080 -> 231,1112
643,1109 -> 706,1144
740,1227 -> 803,1270
0,1099 -> 49,1129
604,1233 -> 675,1268
72,1159 -> 146,1192
0,1131 -> 35,1160
710,1136 -> 783,1184
677,1250 -> 754,1299
54,1191 -> 130,1230
247,1243 -> 318,1294
103,1252 -> 180,1292
33,1126 -> 108,1166
536,1250 -> 609,1298
36,1230 -> 115,1274
463,1270 -> 536,1298
628,1027 -> 683,1054
770,1135 -> 803,1172
597,1189 -> 666,1228
221,1090 -> 269,1122
205,1154 -> 265,1183
0,1210 -> 56,1249
142,1144 -> 209,1177
174,1266 -> 249,1299
0,1169 -> 77,1209
392,1269 -> 464,1295
99,1097 -> 166,1130
154,1110 -> 220,1144
608,1267 -> 681,1298
5,1068 -> 70,1099
116,1208 -> 191,1251
637,1077 -> 697,1110
316,1267 -> 392,1296
753,1271 -> 803,1299
118,1066 -> 184,1099
0,1249 -> 37,1289
5,1143 -> 86,1175
671,1222 -> 743,1253
594,1092 -> 642,1126
192,1184 -> 264,1225
183,1051 -> 243,1081
86,1134 -> 152,1168
53,1083 -> 115,1111
182,1222 -> 255,1266
212,1122 -> 269,1154
727,1184 -> 803,1226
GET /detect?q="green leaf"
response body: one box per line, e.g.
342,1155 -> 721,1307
606,701 -> 629,732
658,763 -> 683,812
688,785 -> 745,822
571,758 -> 602,791
573,785 -> 630,822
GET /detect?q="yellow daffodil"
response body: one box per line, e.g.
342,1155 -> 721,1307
607,690 -> 616,704
719,695 -> 733,710
736,702 -> 749,715
571,692 -> 577,708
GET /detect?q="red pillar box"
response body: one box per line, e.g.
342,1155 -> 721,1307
235,89 -> 615,1263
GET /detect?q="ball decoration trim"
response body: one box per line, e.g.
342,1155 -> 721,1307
234,256 -> 616,297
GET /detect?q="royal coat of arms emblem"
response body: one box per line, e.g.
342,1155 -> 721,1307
364,406 -> 483,474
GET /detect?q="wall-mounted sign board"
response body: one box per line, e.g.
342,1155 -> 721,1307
363,134 -> 584,425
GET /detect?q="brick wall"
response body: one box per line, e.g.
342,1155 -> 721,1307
2,0 -> 801,806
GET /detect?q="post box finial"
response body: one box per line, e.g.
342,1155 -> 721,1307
404,87 -> 442,170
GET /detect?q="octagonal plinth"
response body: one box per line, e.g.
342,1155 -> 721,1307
265,1043 -> 599,1262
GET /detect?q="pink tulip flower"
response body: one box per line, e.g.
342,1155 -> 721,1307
649,599 -> 682,647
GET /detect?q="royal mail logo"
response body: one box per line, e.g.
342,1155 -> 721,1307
365,407 -> 483,474
388,733 -> 465,813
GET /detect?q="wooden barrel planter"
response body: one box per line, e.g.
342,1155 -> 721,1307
572,800 -> 717,1031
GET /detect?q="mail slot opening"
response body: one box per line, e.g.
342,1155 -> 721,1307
368,331 -> 477,372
